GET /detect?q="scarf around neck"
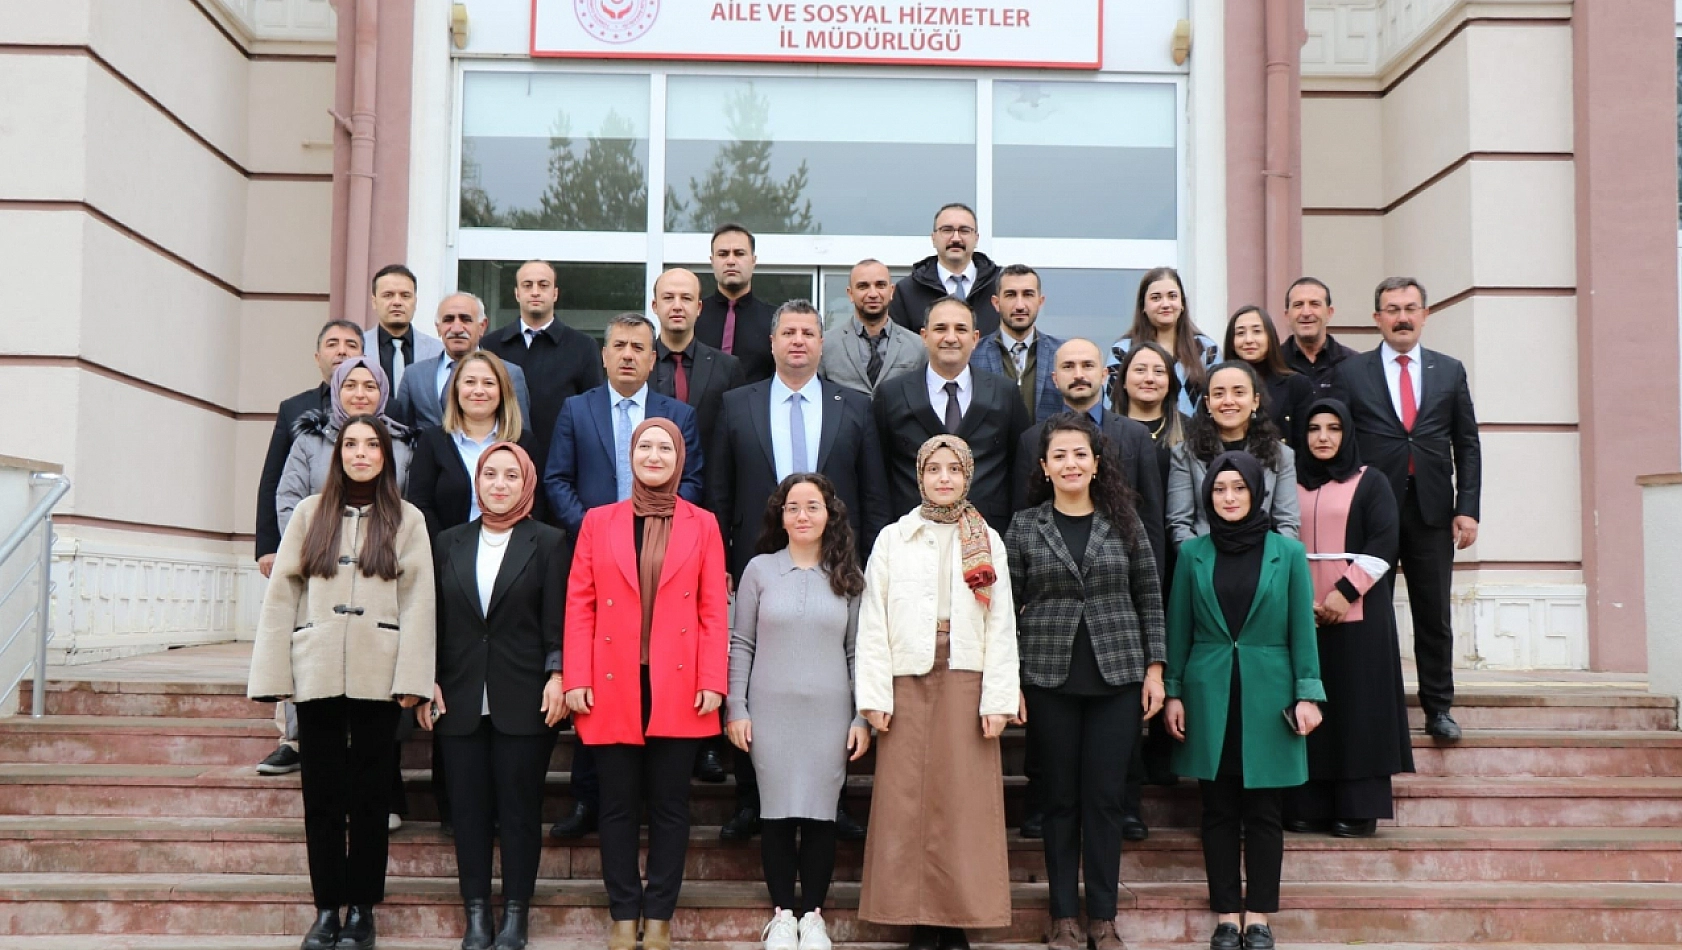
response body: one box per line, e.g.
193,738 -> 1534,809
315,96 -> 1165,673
475,441 -> 536,531
1202,450 -> 1272,556
915,434 -> 996,607
630,418 -> 685,661
1295,398 -> 1362,491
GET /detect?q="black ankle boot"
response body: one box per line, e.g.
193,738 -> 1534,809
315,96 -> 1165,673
461,898 -> 494,950
300,908 -> 339,950
495,898 -> 531,950
338,904 -> 376,949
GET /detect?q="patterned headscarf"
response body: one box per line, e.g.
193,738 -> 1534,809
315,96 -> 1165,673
329,355 -> 391,430
915,434 -> 997,607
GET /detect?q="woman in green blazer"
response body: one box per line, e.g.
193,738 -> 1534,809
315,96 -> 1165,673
1163,451 -> 1324,950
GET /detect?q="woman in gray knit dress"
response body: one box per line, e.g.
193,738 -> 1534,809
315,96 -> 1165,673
728,474 -> 872,950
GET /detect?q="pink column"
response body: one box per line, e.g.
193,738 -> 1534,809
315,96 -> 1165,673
1573,0 -> 1681,671
1224,0 -> 1302,319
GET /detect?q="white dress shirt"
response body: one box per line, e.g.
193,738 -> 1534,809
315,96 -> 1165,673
452,427 -> 500,522
926,365 -> 974,419
435,357 -> 457,401
1380,341 -> 1424,421
769,374 -> 824,480
938,260 -> 978,298
1000,327 -> 1037,374
522,318 -> 554,347
475,527 -> 512,714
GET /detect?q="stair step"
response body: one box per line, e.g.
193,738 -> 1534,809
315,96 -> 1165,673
0,943 -> 1666,950
17,682 -> 265,720
3,875 -> 1681,943
0,816 -> 1676,883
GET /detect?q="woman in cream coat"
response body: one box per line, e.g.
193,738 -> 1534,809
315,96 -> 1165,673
856,434 -> 1018,950
249,416 -> 435,950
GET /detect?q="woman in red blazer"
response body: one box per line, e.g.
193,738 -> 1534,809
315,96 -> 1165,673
564,417 -> 729,950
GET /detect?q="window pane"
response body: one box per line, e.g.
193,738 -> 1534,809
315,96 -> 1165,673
993,82 -> 1177,240
665,76 -> 975,236
458,260 -> 646,343
461,73 -> 650,232
1032,268 -> 1147,346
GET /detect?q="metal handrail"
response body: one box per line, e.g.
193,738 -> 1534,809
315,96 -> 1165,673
0,473 -> 71,718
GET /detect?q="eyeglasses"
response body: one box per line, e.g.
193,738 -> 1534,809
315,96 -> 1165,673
1379,304 -> 1426,317
782,503 -> 826,516
934,226 -> 977,237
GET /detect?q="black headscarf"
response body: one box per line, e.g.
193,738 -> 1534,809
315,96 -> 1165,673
1202,450 -> 1271,556
1295,398 -> 1361,491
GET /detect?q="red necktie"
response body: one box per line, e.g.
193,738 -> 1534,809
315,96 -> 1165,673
1397,354 -> 1417,473
721,300 -> 737,355
673,354 -> 689,404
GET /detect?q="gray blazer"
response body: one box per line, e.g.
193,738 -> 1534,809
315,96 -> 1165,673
820,319 -> 926,397
390,355 -> 533,430
1166,442 -> 1300,546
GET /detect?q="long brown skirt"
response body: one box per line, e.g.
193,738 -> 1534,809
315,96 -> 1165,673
858,631 -> 1011,928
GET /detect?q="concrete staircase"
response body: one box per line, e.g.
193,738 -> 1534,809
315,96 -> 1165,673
0,644 -> 1678,949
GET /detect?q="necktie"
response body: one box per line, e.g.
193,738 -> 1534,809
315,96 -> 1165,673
865,331 -> 885,385
524,327 -> 540,348
789,392 -> 809,474
943,380 -> 962,433
614,398 -> 634,500
721,300 -> 738,355
390,338 -> 406,391
1010,340 -> 1029,376
672,353 -> 690,404
950,274 -> 968,299
1397,354 -> 1417,474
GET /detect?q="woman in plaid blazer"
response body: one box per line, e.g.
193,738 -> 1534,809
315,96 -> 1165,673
1003,413 -> 1167,950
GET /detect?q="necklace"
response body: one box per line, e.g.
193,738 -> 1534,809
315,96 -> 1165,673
481,528 -> 512,548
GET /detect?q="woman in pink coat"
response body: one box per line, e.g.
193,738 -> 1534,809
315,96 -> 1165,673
564,417 -> 730,950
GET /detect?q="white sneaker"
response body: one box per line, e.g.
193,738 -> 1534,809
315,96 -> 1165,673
762,908 -> 799,950
797,910 -> 831,950
387,813 -> 402,832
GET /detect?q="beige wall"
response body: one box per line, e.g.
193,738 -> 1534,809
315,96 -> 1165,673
0,0 -> 335,656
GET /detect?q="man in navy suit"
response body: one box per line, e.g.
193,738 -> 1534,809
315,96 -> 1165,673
969,264 -> 1064,422
544,313 -> 705,536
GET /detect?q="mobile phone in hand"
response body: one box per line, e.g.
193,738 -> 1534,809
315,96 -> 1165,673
1282,704 -> 1300,734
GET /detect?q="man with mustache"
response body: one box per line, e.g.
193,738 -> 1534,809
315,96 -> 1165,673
970,264 -> 1064,422
1338,277 -> 1482,742
821,258 -> 926,397
695,223 -> 776,383
391,292 -> 532,430
888,203 -> 1003,335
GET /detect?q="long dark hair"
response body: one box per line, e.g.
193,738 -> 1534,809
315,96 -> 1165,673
1110,340 -> 1186,447
755,473 -> 865,599
1126,267 -> 1211,397
1025,413 -> 1140,535
298,415 -> 404,581
1223,305 -> 1295,379
1184,362 -> 1283,468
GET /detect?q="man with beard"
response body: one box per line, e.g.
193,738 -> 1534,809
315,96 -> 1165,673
970,264 -> 1064,422
888,202 -> 1003,335
391,292 -> 531,429
820,258 -> 926,396
695,223 -> 776,383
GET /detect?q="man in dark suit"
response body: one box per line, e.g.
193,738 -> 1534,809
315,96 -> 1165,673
481,260 -> 604,492
1338,277 -> 1482,741
651,268 -> 745,457
970,264 -> 1065,423
391,292 -> 531,430
694,224 -> 775,383
874,296 -> 1031,532
363,264 -> 444,390
538,312 -> 704,840
1280,276 -> 1359,403
888,202 -> 1002,334
251,318 -> 363,776
706,299 -> 890,842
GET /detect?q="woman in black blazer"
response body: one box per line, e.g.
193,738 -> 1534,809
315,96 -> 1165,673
1002,413 -> 1167,950
417,442 -> 568,950
407,350 -> 542,540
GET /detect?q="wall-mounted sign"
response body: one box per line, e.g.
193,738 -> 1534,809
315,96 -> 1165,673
533,1 -> 1103,69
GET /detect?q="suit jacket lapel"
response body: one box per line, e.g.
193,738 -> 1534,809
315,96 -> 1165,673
1417,348 -> 1445,419
908,377 -> 945,436
657,505 -> 701,590
449,527 -> 485,621
608,503 -> 640,590
747,383 -> 777,472
957,375 -> 990,440
486,521 -> 539,618
1035,511 -> 1081,579
815,380 -> 844,470
421,359 -> 443,423
1190,543 -> 1232,639
1082,513 -> 1112,578
1366,353 -> 1404,429
688,350 -> 716,409
1238,536 -> 1285,636
591,387 -> 617,462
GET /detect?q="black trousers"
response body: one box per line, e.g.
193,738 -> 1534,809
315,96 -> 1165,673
1025,685 -> 1141,920
294,696 -> 401,909
1399,481 -> 1456,716
1198,777 -> 1283,915
1284,776 -> 1394,823
572,737 -> 599,807
761,818 -> 838,915
441,716 -> 558,901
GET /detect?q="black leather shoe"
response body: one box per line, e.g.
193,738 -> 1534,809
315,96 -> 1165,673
300,908 -> 339,950
1331,818 -> 1378,838
1425,712 -> 1463,741
1241,923 -> 1275,949
1121,813 -> 1149,842
1208,923 -> 1241,950
460,899 -> 494,950
719,805 -> 761,840
494,898 -> 530,950
337,904 -> 375,949
1282,817 -> 1329,834
836,805 -> 867,841
1018,810 -> 1044,839
694,746 -> 727,783
548,801 -> 597,839
908,925 -> 940,950
937,927 -> 970,950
